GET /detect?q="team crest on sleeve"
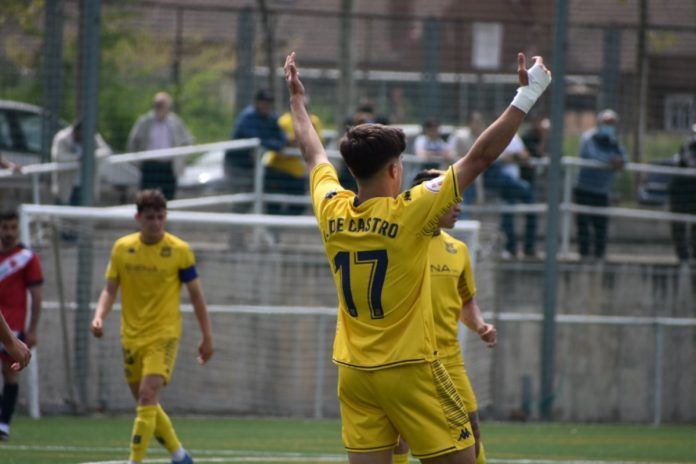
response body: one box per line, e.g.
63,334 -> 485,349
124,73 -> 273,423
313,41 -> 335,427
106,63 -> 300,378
424,176 -> 445,193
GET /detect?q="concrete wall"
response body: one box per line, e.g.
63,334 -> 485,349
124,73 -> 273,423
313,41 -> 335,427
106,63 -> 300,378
24,229 -> 696,423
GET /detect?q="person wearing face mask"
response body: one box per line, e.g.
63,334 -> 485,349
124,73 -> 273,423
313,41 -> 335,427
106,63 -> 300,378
128,92 -> 195,200
574,109 -> 627,261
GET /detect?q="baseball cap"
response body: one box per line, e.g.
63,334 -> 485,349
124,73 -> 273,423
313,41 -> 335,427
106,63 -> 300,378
254,89 -> 274,102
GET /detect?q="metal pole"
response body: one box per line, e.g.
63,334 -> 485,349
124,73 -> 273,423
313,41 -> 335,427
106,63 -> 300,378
172,7 -> 183,109
560,161 -> 573,256
540,0 -> 569,421
653,323 -> 663,426
633,0 -> 649,164
74,0 -> 101,408
253,146 -> 265,214
337,0 -> 355,130
41,0 -> 64,165
234,7 -> 255,117
19,207 -> 41,419
421,17 -> 441,118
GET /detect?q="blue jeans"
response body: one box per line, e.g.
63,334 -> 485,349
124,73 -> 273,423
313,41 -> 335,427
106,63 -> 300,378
484,166 -> 537,255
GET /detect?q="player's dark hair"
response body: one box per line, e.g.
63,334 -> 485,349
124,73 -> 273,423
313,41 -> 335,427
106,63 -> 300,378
0,211 -> 18,222
339,124 -> 406,180
136,189 -> 167,213
411,169 -> 444,188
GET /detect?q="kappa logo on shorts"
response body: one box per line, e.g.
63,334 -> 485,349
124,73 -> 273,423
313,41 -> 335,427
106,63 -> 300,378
132,434 -> 142,444
458,428 -> 471,441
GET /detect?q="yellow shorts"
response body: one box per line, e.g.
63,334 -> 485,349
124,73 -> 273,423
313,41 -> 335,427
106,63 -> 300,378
122,338 -> 179,385
441,352 -> 478,413
337,360 -> 475,459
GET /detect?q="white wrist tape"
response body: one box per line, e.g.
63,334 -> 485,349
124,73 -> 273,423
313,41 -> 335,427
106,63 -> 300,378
511,62 -> 552,114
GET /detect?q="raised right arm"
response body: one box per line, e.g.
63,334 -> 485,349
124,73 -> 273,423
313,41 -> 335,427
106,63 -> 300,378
284,52 -> 329,172
453,54 -> 551,190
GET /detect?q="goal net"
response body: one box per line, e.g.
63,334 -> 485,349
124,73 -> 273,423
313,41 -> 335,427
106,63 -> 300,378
19,203 -> 481,418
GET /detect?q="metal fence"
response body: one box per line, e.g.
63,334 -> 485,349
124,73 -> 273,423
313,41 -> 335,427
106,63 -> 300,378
1,0 -> 696,423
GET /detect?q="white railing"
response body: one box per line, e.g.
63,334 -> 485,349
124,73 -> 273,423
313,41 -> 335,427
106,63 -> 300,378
5,140 -> 696,258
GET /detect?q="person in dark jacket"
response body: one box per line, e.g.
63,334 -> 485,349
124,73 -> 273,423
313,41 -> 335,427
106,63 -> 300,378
668,135 -> 696,263
226,90 -> 286,192
574,109 -> 627,260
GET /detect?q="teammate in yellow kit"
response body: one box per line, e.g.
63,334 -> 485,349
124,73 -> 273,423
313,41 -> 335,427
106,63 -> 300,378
393,169 -> 498,464
285,51 -> 550,464
90,189 -> 213,464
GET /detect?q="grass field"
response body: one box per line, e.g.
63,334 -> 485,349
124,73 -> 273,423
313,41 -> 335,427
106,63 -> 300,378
1,416 -> 695,463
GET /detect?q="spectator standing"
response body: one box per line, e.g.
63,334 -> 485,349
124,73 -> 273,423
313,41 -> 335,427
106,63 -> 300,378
668,135 -> 696,263
414,119 -> 453,169
483,134 -> 538,259
227,90 -> 286,192
51,121 -> 112,205
520,115 -> 550,186
574,109 -> 627,261
128,92 -> 194,200
0,211 -> 43,441
264,101 -> 325,215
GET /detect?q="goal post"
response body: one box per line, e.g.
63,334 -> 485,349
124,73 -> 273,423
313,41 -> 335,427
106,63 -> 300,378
19,203 -> 481,418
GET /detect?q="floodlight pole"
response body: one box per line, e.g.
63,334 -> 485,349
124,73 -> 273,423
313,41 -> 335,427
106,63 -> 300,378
74,0 -> 101,410
540,0 -> 568,421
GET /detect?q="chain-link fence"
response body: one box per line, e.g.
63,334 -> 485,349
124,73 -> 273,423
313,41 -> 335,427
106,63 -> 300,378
1,0 -> 695,423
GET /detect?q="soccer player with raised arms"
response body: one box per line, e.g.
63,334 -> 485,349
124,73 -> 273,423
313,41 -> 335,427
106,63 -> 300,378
285,51 -> 550,463
90,189 -> 213,464
393,169 -> 498,464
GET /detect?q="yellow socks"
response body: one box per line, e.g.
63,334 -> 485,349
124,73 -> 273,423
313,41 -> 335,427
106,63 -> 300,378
130,405 -> 157,462
154,404 -> 182,453
393,452 -> 410,464
476,441 -> 487,464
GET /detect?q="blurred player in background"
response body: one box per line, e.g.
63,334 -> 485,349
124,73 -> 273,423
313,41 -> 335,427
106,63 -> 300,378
90,190 -> 213,464
393,170 -> 497,464
0,211 -> 43,441
284,50 -> 549,464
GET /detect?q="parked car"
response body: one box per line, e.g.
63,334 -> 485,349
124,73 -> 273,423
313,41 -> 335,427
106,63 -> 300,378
0,99 -> 139,201
177,149 -> 227,194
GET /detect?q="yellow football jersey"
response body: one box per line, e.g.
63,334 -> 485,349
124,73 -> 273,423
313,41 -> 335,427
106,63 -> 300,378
105,232 -> 197,347
310,163 -> 462,369
429,231 -> 476,358
265,112 -> 325,178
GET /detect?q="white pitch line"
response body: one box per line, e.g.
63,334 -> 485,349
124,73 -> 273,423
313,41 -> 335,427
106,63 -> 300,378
3,445 -> 687,464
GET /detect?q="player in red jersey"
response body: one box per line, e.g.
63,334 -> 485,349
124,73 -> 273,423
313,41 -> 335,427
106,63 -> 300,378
0,211 -> 43,440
